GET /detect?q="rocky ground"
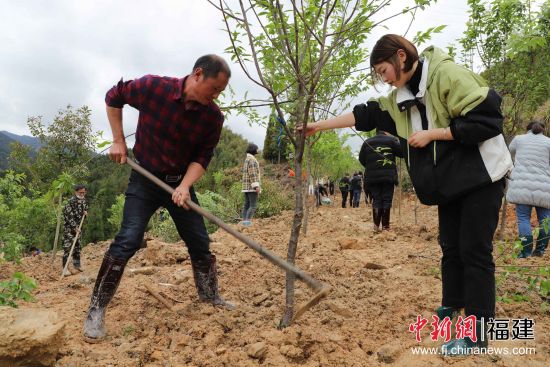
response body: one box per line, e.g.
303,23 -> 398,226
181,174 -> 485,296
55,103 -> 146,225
1,195 -> 549,366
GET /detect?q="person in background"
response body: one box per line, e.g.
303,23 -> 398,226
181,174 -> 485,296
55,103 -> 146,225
62,184 -> 88,275
506,120 -> 550,257
338,174 -> 351,208
359,131 -> 402,231
241,143 -> 261,227
350,172 -> 362,208
328,179 -> 335,196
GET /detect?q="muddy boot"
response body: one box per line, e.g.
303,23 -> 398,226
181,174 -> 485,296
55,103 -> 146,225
533,234 -> 549,257
73,256 -> 83,272
518,235 -> 534,258
83,253 -> 127,342
381,208 -> 391,230
192,254 -> 235,310
441,319 -> 488,356
372,208 -> 382,232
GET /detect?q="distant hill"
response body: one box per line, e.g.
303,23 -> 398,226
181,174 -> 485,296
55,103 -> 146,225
0,131 -> 41,170
0,131 -> 41,150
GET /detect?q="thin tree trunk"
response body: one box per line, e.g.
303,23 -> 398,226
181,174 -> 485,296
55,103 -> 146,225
51,194 -> 63,263
280,103 -> 306,327
302,145 -> 312,236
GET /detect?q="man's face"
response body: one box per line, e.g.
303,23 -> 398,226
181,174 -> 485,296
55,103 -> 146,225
190,69 -> 229,105
76,189 -> 86,199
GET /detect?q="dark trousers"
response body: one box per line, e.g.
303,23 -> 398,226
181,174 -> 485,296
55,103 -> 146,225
341,191 -> 349,208
62,231 -> 81,262
352,190 -> 362,207
438,179 -> 504,319
242,192 -> 258,220
367,183 -> 395,209
108,171 -> 211,263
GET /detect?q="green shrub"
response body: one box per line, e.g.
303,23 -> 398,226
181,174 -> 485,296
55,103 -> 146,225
107,194 -> 125,230
0,233 -> 25,262
0,272 -> 37,308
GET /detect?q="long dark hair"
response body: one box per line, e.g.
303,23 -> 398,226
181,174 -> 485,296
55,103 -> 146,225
370,34 -> 418,84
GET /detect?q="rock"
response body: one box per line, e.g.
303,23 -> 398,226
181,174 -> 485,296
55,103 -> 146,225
78,275 -> 95,285
215,347 -> 227,355
327,302 -> 354,318
149,350 -> 163,362
127,267 -> 156,277
143,240 -> 188,266
377,343 -> 401,363
327,332 -> 344,342
173,334 -> 192,347
172,269 -> 193,285
247,342 -> 267,359
279,345 -> 303,359
338,238 -> 368,250
0,307 -> 65,367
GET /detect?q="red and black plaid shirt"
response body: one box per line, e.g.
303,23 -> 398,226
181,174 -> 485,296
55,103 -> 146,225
105,75 -> 224,174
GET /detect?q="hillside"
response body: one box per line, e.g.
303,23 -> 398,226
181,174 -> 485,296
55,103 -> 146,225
0,131 -> 40,170
1,198 -> 548,366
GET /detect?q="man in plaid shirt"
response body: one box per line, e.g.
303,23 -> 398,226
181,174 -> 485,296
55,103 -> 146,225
84,55 -> 233,342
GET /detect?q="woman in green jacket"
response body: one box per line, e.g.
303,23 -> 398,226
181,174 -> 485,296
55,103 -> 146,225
303,34 -> 512,355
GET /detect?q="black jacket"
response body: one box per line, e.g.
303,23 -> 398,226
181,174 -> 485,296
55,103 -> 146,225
350,175 -> 362,191
359,133 -> 403,185
339,177 -> 350,192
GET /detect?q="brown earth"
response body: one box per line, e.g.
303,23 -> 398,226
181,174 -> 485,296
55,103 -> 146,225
1,196 -> 549,366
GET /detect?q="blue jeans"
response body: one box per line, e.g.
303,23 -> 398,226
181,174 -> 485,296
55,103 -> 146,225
515,204 -> 550,238
108,171 -> 211,262
242,192 -> 258,220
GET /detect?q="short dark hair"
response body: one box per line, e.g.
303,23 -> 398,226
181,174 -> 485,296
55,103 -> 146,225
193,54 -> 231,79
527,120 -> 545,135
74,184 -> 86,191
370,34 -> 418,84
246,143 -> 258,155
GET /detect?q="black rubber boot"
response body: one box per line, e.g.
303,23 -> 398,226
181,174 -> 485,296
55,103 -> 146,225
83,253 -> 127,342
372,208 -> 382,232
381,208 -> 391,230
192,254 -> 235,310
518,235 -> 534,258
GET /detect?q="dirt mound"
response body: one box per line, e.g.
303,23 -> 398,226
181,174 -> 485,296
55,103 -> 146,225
2,197 -> 548,366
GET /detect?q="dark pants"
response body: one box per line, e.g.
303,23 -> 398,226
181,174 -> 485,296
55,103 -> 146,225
349,190 -> 353,207
242,192 -> 258,220
438,179 -> 504,319
341,190 -> 349,208
352,189 -> 361,207
62,230 -> 81,262
108,171 -> 211,263
367,183 -> 395,209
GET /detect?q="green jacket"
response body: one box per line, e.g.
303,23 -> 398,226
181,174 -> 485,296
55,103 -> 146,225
354,47 -> 512,205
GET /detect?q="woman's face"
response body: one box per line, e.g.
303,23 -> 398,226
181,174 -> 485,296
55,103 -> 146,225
373,49 -> 410,88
